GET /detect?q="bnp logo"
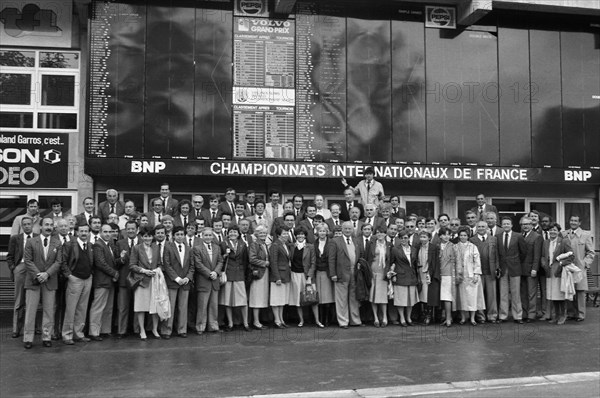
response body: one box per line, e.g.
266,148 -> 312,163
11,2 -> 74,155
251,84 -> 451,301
0,3 -> 62,38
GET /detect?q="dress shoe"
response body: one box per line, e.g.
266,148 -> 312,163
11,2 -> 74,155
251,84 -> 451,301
89,335 -> 103,341
196,331 -> 203,336
557,317 -> 567,325
400,322 -> 407,327
576,318 -> 585,322
316,322 -> 325,328
253,324 -> 266,330
116,334 -> 126,339
406,321 -> 414,327
74,337 -> 91,342
11,333 -> 19,338
339,325 -> 349,329
275,323 -> 285,329
381,321 -> 387,328
514,319 -> 524,324
24,342 -> 33,349
224,325 -> 233,332
151,333 -> 161,339
374,320 -> 380,328
63,340 -> 75,345
162,334 -> 171,340
297,322 -> 304,328
243,325 -> 252,332
42,341 -> 52,348
51,334 -> 60,341
179,333 -> 188,338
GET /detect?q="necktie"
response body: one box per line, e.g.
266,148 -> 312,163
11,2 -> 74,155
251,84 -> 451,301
158,242 -> 162,254
218,234 -> 222,243
367,217 -> 371,225
295,209 -> 299,217
27,234 -> 31,240
353,221 -> 357,228
110,204 -> 115,214
242,234 -> 248,245
346,237 -> 351,245
165,235 -> 169,242
212,211 -> 216,220
83,243 -> 87,251
479,205 -> 483,214
178,244 -> 182,253
335,220 -> 339,226
544,231 -> 549,240
189,238 -> 193,247
68,232 -> 73,238
63,236 -> 67,245
230,202 -> 235,215
158,213 -> 161,222
184,216 -> 188,226
88,214 -> 92,225
504,233 -> 509,250
366,181 -> 371,193
347,203 -> 352,212
480,235 -> 485,242
207,243 -> 212,251
43,237 -> 48,247
130,238 -> 134,249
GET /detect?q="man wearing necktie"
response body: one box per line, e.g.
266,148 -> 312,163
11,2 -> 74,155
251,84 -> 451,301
519,216 -> 543,322
98,189 -> 125,223
283,213 -> 296,243
328,221 -> 362,328
114,220 -> 140,338
471,194 -> 498,221
7,216 -> 38,339
563,215 -> 595,321
193,228 -> 223,334
23,218 -> 61,348
53,218 -> 73,339
470,221 -> 500,323
497,217 -> 527,324
60,223 -> 94,345
340,188 -> 364,221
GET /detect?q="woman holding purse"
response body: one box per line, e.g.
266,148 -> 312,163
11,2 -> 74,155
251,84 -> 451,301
367,227 -> 390,327
289,228 -> 322,328
219,225 -> 250,332
454,227 -> 485,326
541,223 -> 572,325
129,226 -> 161,340
436,227 -> 457,327
248,225 -> 270,330
387,229 -> 419,326
314,224 -> 334,326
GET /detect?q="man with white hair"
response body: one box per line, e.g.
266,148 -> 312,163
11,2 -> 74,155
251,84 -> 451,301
98,189 -> 125,223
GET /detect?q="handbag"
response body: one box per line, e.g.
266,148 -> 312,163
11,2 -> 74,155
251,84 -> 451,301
127,271 -> 144,290
219,258 -> 229,286
300,284 -> 319,306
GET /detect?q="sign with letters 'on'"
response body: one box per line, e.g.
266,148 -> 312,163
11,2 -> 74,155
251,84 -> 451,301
0,132 -> 69,188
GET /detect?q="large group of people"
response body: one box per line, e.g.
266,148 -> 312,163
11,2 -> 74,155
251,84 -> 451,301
6,169 -> 596,350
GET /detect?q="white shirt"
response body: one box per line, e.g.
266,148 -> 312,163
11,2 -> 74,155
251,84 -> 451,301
177,243 -> 186,265
78,237 -> 87,251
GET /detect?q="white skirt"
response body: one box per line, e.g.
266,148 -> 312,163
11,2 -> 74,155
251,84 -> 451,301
134,283 -> 152,312
315,270 -> 334,304
440,275 -> 454,302
249,270 -> 269,308
393,285 -> 419,307
270,282 -> 290,306
288,272 -> 306,306
418,270 -> 429,303
219,281 -> 247,307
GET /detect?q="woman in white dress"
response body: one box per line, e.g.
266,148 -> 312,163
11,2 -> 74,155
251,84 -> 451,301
454,227 -> 485,326
248,225 -> 270,329
129,227 -> 161,340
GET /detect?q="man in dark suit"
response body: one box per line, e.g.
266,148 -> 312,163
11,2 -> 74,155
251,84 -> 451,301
98,189 -> 125,223
162,226 -> 195,338
270,202 -> 294,237
349,207 -> 364,238
470,220 -> 500,323
88,224 -> 120,340
328,221 -> 362,328
144,198 -> 165,229
299,203 -> 318,243
23,217 -> 61,348
218,187 -> 238,217
361,203 -> 385,232
173,199 -> 197,228
340,188 -> 364,221
243,190 -> 257,216
114,220 -> 139,338
471,193 -> 498,221
75,197 -> 97,227
325,204 -> 343,234
357,224 -> 373,258
291,194 -> 306,222
193,227 -> 223,334
238,219 -> 255,247
520,216 -> 543,322
149,183 -> 179,216
497,217 -> 527,323
465,211 -> 478,237
7,216 -> 38,338
231,202 -> 247,227
52,218 -> 74,339
60,223 -> 94,344
485,211 -> 501,237
379,203 -> 397,230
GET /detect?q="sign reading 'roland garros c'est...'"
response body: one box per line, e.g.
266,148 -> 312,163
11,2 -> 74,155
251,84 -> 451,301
0,132 -> 69,188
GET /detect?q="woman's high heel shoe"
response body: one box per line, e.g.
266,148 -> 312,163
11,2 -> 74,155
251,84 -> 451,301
316,321 -> 325,328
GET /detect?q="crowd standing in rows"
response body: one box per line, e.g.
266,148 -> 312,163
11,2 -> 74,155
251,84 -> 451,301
7,169 -> 596,349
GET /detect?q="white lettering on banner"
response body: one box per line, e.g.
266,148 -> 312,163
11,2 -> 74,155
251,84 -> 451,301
0,166 -> 39,185
131,161 -> 166,173
0,148 -> 39,163
564,170 -> 592,181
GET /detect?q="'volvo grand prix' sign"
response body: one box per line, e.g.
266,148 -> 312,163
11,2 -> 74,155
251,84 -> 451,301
0,132 -> 68,187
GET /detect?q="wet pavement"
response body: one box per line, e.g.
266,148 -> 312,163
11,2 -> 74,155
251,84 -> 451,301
1,307 -> 599,397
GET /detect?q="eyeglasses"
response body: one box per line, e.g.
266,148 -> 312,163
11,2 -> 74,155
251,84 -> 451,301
520,223 -> 531,226
450,223 -> 460,226
193,201 -> 202,203
400,236 -> 410,239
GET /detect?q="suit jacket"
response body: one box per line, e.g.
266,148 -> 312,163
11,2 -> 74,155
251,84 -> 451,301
541,237 -> 572,277
249,240 -> 270,280
185,235 -> 202,247
314,239 -> 332,274
193,243 -> 223,292
218,201 -> 237,217
340,201 -> 364,221
269,239 -> 292,283
361,215 -> 385,232
470,234 -> 499,276
522,230 -> 543,274
390,206 -> 406,220
163,241 -> 195,290
221,239 -> 249,281
7,233 -> 39,272
150,196 -> 179,216
60,239 -> 94,278
299,219 -> 317,244
327,236 -> 359,283
239,232 -> 255,248
497,231 -> 527,277
265,203 -> 283,220
388,244 -> 419,286
270,216 -> 286,237
115,237 -> 138,287
11,214 -> 42,236
292,208 -> 305,223
357,235 -> 373,259
247,213 -> 272,233
349,219 -> 365,238
324,218 -> 343,236
98,200 -> 125,222
75,212 -> 98,227
365,239 -> 392,270
471,203 -> 498,220
93,238 -> 119,288
23,235 -> 62,290
129,243 -> 161,288
291,243 -> 316,279
562,228 -> 595,290
143,211 -> 165,229
173,213 -> 197,228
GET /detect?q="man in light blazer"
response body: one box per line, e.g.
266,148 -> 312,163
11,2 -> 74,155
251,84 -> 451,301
247,200 -> 271,233
563,215 -> 596,321
162,226 -> 195,338
98,189 -> 125,223
470,221 -> 500,323
60,223 -> 94,344
519,216 -> 543,322
328,221 -> 362,328
471,193 -> 498,221
7,216 -> 38,338
89,224 -> 120,340
193,227 -> 223,334
497,217 -> 528,323
23,217 -> 61,348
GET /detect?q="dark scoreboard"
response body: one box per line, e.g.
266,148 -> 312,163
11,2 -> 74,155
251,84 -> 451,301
87,0 -> 600,168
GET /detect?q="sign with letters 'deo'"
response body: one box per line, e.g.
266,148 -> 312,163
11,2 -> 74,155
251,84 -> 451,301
0,0 -> 72,47
0,132 -> 69,188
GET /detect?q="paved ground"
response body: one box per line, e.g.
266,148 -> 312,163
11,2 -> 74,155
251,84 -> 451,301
1,307 -> 599,397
